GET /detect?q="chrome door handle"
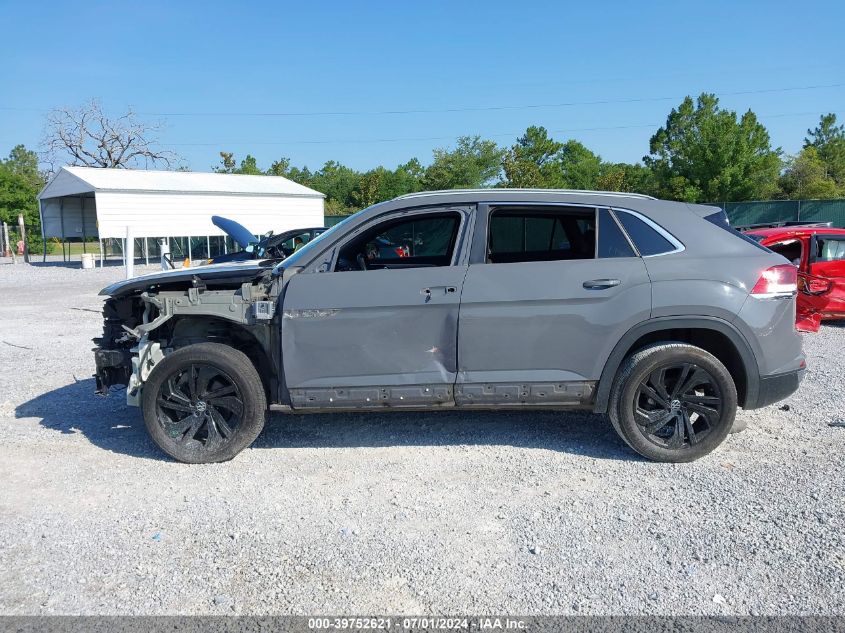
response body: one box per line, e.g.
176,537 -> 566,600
583,279 -> 621,290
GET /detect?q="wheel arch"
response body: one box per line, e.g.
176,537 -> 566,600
160,316 -> 276,401
593,317 -> 760,413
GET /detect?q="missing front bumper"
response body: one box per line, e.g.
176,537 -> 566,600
93,348 -> 132,395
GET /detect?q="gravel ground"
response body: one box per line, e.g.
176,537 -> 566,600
0,261 -> 843,616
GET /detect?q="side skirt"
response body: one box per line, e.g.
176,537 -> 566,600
281,381 -> 596,412
456,381 -> 595,407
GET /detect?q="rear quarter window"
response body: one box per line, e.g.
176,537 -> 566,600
703,211 -> 772,252
615,210 -> 677,256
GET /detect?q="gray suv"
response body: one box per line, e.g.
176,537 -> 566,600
94,189 -> 806,464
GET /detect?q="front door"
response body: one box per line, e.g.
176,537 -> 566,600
281,207 -> 472,409
805,234 -> 845,320
456,205 -> 652,406
764,237 -> 819,331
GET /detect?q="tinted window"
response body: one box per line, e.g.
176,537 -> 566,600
816,237 -> 845,262
616,211 -> 677,256
336,213 -> 460,271
598,209 -> 635,258
488,208 -> 595,264
704,211 -> 771,252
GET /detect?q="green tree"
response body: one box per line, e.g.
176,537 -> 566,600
805,113 -> 845,186
0,145 -> 46,252
266,158 -> 291,177
383,158 -> 424,198
557,140 -> 602,189
352,168 -> 386,208
213,151 -> 237,173
502,126 -> 565,187
285,165 -> 314,187
596,162 -> 657,195
779,147 -> 841,199
423,136 -> 503,190
213,152 -> 264,175
237,155 -> 263,175
310,161 -> 361,214
645,94 -> 781,202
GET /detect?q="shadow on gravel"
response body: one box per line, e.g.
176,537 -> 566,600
258,409 -> 636,461
20,379 -> 636,462
17,378 -> 167,461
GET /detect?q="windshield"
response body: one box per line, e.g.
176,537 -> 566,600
273,215 -> 356,272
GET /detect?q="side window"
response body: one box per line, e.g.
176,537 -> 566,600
615,210 -> 678,256
336,213 -> 461,272
487,207 -> 596,263
598,209 -> 635,258
815,237 -> 845,262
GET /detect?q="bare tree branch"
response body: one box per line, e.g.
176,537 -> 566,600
41,99 -> 182,173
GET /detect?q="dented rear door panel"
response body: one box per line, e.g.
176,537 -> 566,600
456,257 -> 652,390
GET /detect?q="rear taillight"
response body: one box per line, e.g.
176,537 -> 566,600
751,264 -> 798,297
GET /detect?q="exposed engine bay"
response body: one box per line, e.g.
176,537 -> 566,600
94,264 -> 281,406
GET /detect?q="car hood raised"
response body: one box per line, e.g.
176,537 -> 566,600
212,215 -> 258,249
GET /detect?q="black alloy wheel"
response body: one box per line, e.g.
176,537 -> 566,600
155,363 -> 244,451
633,362 -> 723,449
141,343 -> 267,463
608,343 -> 738,463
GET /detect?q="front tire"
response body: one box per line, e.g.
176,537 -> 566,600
608,343 -> 737,462
141,343 -> 267,463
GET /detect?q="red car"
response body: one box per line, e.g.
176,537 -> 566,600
746,226 -> 845,332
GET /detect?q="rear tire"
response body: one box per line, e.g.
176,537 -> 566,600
141,343 -> 267,463
608,343 -> 737,462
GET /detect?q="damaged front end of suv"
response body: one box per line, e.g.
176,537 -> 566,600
94,263 -> 280,407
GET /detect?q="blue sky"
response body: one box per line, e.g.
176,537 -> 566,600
1,0 -> 843,173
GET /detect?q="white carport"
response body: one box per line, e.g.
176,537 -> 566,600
37,166 -> 325,264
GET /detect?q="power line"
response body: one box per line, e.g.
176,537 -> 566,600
140,83 -> 845,117
161,110 -> 844,147
1,83 -> 843,119
1,110 -> 840,150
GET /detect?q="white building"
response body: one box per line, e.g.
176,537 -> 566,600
37,166 -> 325,263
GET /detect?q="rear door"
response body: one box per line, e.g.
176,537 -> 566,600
455,204 -> 652,406
281,206 -> 473,409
